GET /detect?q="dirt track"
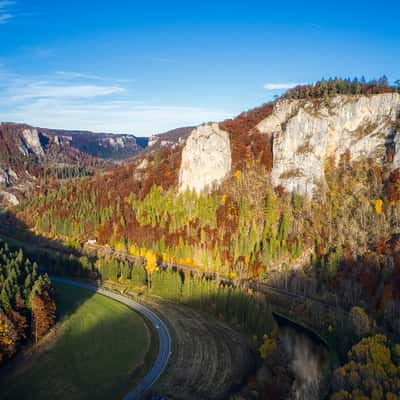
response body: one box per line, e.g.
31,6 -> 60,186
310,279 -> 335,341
141,297 -> 256,400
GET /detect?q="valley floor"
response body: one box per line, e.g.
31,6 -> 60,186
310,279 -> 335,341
0,282 -> 154,400
102,282 -> 256,400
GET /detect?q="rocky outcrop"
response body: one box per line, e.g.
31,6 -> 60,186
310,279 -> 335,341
257,93 -> 400,195
148,135 -> 159,148
148,127 -> 193,151
0,190 -> 19,205
179,123 -> 232,193
21,128 -> 45,157
392,126 -> 400,170
177,94 -> 400,195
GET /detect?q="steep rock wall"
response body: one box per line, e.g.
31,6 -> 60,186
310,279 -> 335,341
179,123 -> 232,193
257,93 -> 400,195
21,128 -> 45,157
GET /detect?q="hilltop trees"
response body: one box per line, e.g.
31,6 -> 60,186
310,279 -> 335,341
283,77 -> 398,100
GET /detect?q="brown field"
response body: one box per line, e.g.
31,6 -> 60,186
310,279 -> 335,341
142,297 -> 256,399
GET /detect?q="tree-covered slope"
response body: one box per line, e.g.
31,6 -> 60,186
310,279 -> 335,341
11,78 -> 400,332
0,240 -> 55,365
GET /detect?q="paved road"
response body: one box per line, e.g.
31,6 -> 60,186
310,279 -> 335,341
50,276 -> 171,400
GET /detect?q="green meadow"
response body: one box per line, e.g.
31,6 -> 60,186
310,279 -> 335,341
0,282 -> 153,400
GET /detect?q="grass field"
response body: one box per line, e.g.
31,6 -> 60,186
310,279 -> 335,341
0,282 -> 155,400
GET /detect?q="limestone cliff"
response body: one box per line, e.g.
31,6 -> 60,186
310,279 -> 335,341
179,123 -> 231,193
21,128 -> 45,157
257,93 -> 400,195
178,93 -> 400,195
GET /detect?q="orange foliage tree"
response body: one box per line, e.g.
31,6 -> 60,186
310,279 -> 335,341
31,290 -> 56,343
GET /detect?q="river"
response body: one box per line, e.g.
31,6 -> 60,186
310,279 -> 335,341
279,324 -> 329,400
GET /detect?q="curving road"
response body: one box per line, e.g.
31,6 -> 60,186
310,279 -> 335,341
50,276 -> 171,400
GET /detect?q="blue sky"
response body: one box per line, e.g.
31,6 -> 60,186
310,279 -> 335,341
0,0 -> 399,136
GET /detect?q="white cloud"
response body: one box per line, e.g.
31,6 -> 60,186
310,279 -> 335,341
0,98 -> 232,135
0,67 -> 231,135
263,82 -> 305,90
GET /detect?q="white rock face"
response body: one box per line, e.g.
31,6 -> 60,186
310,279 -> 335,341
21,128 -> 45,157
179,123 -> 232,193
148,135 -> 159,148
104,137 -> 127,148
0,168 -> 18,187
392,128 -> 400,170
0,169 -> 7,186
136,158 -> 149,170
0,190 -> 19,205
257,93 -> 400,195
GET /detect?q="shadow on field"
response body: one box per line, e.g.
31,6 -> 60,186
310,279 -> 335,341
0,299 -> 152,400
53,281 -> 95,320
0,210 -> 99,279
0,211 -> 157,400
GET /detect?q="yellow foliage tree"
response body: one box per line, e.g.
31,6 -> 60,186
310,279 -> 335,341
259,334 -> 277,360
221,194 -> 227,205
375,199 -> 383,215
145,250 -> 158,289
0,313 -> 17,364
115,241 -> 126,253
139,247 -> 147,258
129,243 -> 139,256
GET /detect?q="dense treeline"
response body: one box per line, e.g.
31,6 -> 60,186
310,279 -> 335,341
18,171 -> 303,282
24,242 -> 273,340
96,256 -> 273,338
0,240 -> 55,365
283,76 -> 399,100
153,269 -> 273,337
46,165 -> 93,180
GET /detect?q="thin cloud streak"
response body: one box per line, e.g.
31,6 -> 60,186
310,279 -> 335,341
56,71 -> 111,81
0,13 -> 12,23
0,0 -> 15,24
146,56 -> 179,64
9,83 -> 125,100
55,71 -> 135,84
0,1 -> 15,9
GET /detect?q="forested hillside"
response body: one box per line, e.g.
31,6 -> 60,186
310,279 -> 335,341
0,240 -> 55,365
0,123 -> 148,206
9,78 -> 400,398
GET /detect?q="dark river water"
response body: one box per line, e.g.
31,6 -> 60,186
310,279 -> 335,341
279,324 -> 329,400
